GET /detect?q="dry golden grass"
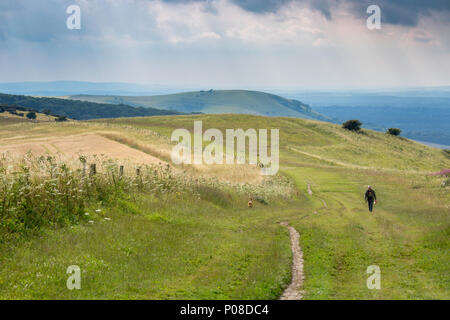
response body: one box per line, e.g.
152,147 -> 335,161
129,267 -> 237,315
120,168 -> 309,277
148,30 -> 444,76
0,121 -> 263,184
0,133 -> 164,166
0,112 -> 59,122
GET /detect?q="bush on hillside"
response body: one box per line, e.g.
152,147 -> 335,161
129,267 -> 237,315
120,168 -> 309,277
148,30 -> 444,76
26,112 -> 37,120
55,116 -> 68,122
387,128 -> 401,136
342,120 -> 362,132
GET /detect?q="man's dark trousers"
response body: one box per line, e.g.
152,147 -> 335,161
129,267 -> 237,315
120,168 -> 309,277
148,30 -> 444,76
368,199 -> 374,212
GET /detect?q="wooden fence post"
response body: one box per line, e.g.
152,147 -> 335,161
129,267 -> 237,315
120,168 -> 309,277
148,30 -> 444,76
119,165 -> 124,178
89,164 -> 96,177
82,162 -> 86,177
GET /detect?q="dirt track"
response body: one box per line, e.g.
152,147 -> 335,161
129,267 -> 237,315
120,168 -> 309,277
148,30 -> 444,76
280,222 -> 304,300
307,182 -> 313,195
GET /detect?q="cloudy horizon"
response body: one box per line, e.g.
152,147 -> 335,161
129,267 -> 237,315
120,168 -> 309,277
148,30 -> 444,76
1,0 -> 449,90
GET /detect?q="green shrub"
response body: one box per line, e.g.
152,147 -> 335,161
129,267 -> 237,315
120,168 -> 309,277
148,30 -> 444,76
387,128 -> 401,136
55,116 -> 68,122
26,112 -> 37,120
342,120 -> 362,132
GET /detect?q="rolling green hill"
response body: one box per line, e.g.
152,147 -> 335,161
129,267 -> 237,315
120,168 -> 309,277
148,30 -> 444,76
0,93 -> 182,120
0,114 -> 448,300
99,114 -> 450,171
69,90 -> 328,120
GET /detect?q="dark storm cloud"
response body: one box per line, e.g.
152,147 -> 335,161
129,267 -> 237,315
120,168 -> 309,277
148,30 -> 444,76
337,0 -> 450,26
1,0 -> 449,45
228,0 -> 450,26
159,0 -> 450,25
229,0 -> 292,13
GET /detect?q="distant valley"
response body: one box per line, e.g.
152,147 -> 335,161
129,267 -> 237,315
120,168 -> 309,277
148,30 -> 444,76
281,89 -> 450,147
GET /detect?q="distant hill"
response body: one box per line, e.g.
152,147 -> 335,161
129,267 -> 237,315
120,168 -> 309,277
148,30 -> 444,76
0,93 -> 182,120
0,104 -> 62,124
0,81 -> 185,96
69,90 -> 329,120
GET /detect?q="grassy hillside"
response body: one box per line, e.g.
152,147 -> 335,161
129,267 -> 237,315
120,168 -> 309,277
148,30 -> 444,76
0,104 -> 63,123
70,90 -> 328,120
100,114 -> 449,171
0,115 -> 448,299
0,111 -> 59,124
0,93 -> 182,120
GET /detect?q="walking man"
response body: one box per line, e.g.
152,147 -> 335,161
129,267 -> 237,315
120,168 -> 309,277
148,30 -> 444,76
365,185 -> 377,213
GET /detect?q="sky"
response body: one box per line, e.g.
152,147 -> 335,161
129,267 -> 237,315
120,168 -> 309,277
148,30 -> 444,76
0,0 -> 449,90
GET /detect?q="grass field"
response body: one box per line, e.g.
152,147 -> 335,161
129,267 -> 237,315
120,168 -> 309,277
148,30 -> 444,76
0,114 -> 448,299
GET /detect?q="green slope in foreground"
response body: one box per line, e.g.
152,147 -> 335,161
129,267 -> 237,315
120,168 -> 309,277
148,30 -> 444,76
69,90 -> 328,120
0,115 -> 449,299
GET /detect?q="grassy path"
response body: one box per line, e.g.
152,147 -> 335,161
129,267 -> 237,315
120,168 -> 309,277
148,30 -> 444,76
283,165 -> 449,299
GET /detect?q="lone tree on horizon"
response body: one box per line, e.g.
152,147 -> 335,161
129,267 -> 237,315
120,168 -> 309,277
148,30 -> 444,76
342,120 -> 362,132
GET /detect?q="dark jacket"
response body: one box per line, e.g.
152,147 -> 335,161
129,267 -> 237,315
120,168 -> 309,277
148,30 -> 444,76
365,189 -> 376,201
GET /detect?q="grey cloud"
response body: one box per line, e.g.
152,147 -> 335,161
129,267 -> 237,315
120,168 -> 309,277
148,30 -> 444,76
158,0 -> 292,13
1,0 -> 450,45
0,0 -> 83,42
158,0 -> 450,25
413,30 -> 433,43
230,0 -> 292,13
0,0 -> 160,43
302,0 -> 450,26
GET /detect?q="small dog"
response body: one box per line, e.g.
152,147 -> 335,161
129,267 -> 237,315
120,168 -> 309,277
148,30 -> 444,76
248,198 -> 253,208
